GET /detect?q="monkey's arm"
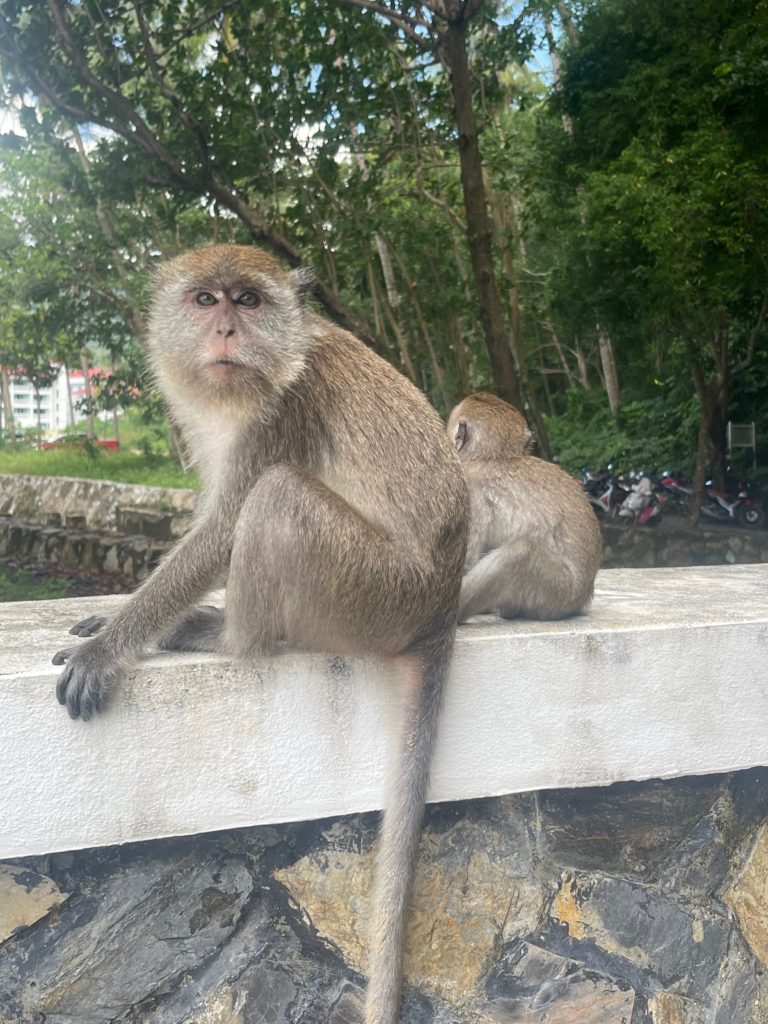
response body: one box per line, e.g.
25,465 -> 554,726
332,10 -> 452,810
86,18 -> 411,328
54,506 -> 235,721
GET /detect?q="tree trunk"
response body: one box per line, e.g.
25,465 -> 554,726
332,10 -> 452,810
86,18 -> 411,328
80,347 -> 96,439
574,339 -> 590,389
546,14 -> 621,415
370,245 -> 417,382
709,398 -> 728,490
1,366 -> 15,444
597,324 -> 621,415
449,317 -> 471,398
708,323 -> 730,491
688,399 -> 712,526
684,335 -> 728,523
64,364 -> 76,429
440,19 -> 523,409
485,175 -> 552,457
365,260 -> 391,356
385,239 -> 452,410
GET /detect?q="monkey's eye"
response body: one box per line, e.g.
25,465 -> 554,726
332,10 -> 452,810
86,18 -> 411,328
235,291 -> 261,308
195,291 -> 217,307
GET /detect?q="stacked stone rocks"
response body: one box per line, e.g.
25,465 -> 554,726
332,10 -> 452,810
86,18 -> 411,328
2,769 -> 768,1022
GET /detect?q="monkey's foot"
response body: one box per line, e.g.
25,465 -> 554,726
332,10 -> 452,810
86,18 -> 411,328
157,605 -> 223,653
69,614 -> 108,637
53,638 -> 124,721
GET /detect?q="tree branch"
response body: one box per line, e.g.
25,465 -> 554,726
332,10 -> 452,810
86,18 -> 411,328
46,0 -> 193,187
409,185 -> 466,232
339,0 -> 436,51
132,1 -> 211,175
734,290 -> 768,375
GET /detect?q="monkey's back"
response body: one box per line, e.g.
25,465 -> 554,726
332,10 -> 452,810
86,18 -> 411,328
297,322 -> 469,580
465,456 -> 601,572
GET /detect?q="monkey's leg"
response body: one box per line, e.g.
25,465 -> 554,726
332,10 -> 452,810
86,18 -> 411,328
461,541 -> 585,622
223,465 -> 456,1024
458,544 -> 526,621
157,606 -> 224,652
222,464 -> 430,658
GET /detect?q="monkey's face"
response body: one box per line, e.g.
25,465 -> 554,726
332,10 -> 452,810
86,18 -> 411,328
148,245 -> 314,410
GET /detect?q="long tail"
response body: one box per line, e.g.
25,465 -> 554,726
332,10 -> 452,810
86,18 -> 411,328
365,630 -> 456,1024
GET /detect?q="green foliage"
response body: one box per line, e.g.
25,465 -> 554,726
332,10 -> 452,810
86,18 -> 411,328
546,385 -> 699,474
0,0 -> 764,485
0,407 -> 197,485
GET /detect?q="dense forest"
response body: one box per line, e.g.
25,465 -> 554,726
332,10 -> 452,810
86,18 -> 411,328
0,0 -> 766,511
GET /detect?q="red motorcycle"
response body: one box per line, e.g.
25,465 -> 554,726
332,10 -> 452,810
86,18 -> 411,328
659,473 -> 765,528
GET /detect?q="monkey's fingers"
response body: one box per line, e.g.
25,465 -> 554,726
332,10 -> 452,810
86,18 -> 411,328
56,659 -> 112,721
69,614 -> 107,637
52,646 -> 76,666
54,635 -> 122,719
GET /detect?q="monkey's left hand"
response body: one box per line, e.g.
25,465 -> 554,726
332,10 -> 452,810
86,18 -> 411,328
53,637 -> 124,721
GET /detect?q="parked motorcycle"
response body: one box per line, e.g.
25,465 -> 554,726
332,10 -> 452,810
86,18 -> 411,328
704,479 -> 765,528
580,468 -> 628,518
658,472 -> 765,528
617,475 -> 664,525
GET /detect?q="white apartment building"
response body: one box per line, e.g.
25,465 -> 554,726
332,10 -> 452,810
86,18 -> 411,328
1,365 -> 107,437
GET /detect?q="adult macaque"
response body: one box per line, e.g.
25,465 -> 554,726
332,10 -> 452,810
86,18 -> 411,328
54,245 -> 469,1024
447,392 -> 601,621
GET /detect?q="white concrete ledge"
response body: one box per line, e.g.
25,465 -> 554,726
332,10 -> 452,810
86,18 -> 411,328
2,565 -> 767,859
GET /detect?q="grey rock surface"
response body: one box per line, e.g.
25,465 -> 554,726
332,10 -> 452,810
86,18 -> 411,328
3,769 -> 768,1022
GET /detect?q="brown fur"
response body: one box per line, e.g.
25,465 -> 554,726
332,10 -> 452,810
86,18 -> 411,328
447,391 -> 534,459
54,245 -> 469,1024
447,393 -> 600,621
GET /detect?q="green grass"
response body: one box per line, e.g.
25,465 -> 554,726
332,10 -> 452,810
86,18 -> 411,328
0,564 -> 69,601
0,447 -> 196,487
0,411 -> 198,488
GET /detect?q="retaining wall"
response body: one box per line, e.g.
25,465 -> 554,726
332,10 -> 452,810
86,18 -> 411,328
1,475 -> 768,579
1,565 -> 768,1022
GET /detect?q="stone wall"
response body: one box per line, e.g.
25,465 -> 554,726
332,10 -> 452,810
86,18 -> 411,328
3,769 -> 768,1023
0,473 -> 195,535
0,475 -> 767,577
0,474 -> 195,580
601,519 -> 768,569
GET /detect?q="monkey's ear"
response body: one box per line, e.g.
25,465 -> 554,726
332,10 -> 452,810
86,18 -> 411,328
453,419 -> 469,452
290,266 -> 316,305
524,429 -> 537,454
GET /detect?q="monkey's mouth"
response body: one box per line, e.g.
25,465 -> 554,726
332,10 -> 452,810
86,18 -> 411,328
208,357 -> 246,374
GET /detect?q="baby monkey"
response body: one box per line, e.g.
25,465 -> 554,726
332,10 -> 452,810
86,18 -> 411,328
447,392 -> 601,621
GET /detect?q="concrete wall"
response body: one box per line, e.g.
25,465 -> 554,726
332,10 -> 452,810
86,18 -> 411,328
1,565 -> 768,1021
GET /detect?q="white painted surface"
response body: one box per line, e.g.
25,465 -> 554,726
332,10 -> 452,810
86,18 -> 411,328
2,564 -> 767,859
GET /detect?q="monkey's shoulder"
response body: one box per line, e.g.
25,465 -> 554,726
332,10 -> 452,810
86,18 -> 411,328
465,456 -> 595,518
310,324 -> 432,406
297,325 -> 466,546
307,325 -> 459,473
